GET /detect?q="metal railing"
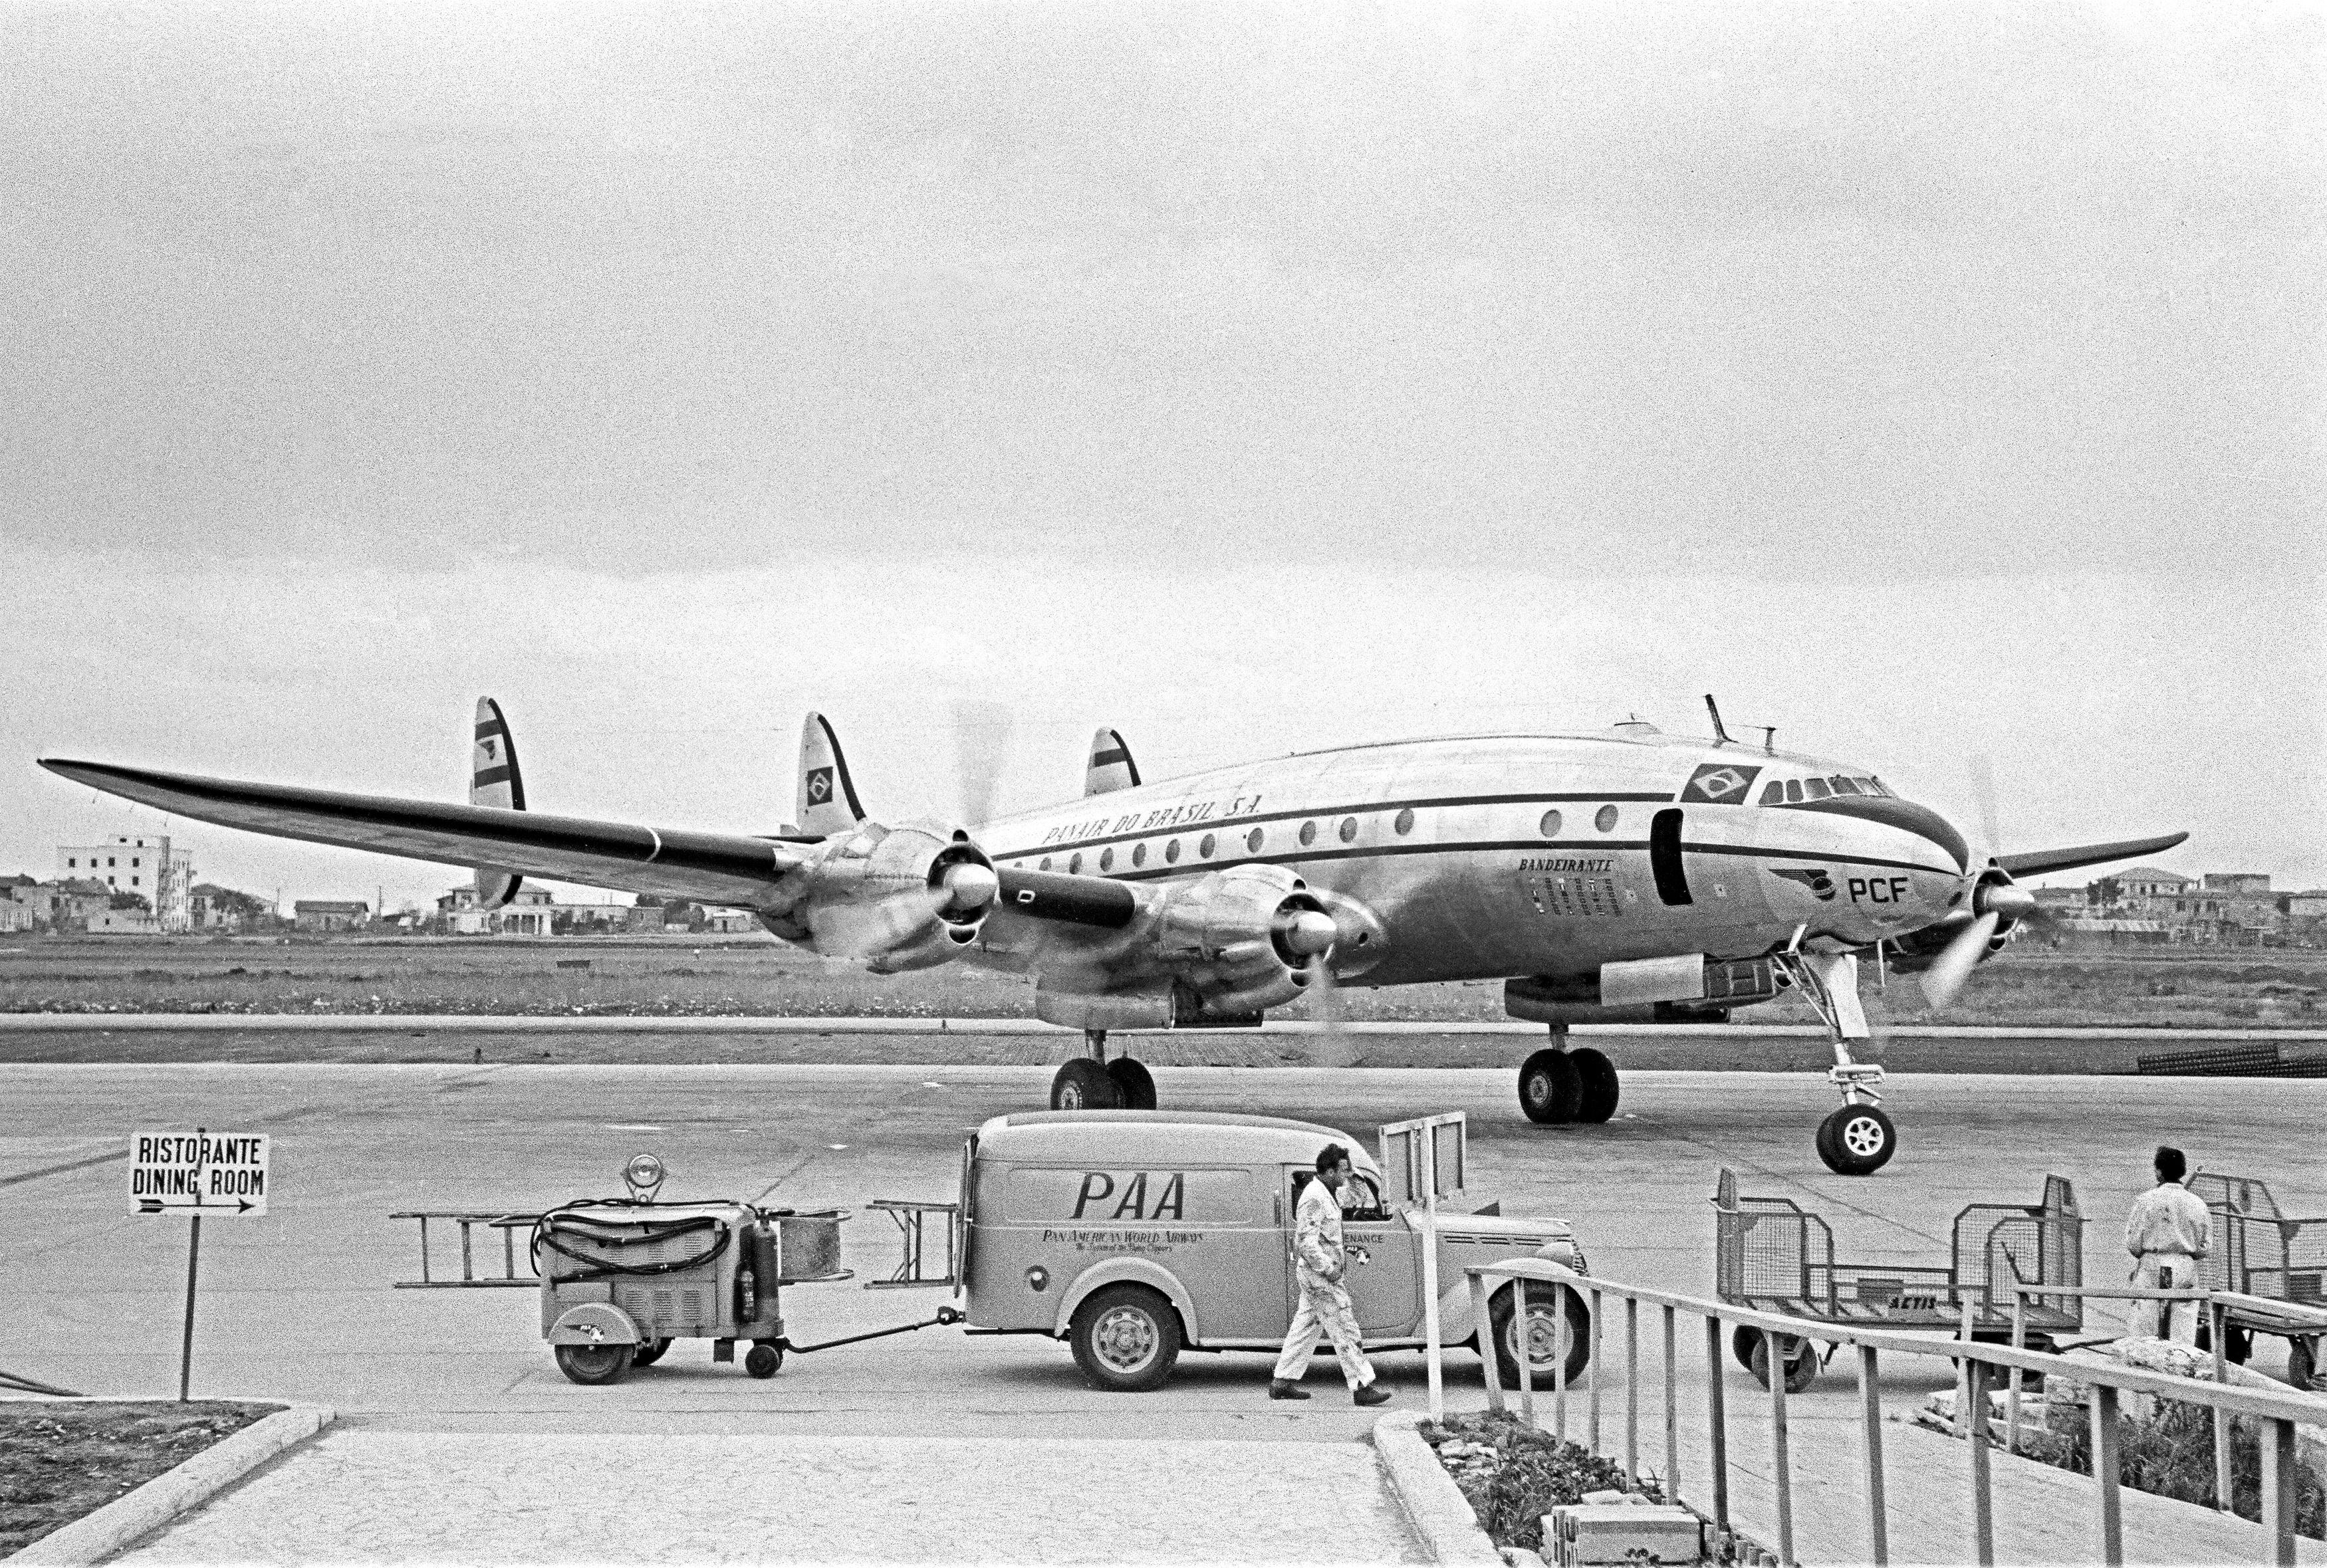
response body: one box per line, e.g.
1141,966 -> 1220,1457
1452,1260 -> 2326,1568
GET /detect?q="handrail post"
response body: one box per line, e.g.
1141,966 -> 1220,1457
1769,1331 -> 1794,1567
1966,1359 -> 1994,1565
2006,1289 -> 2024,1456
2209,1298 -> 2233,1512
460,1218 -> 476,1283
1624,1294 -> 1640,1489
1473,1272 -> 1505,1416
1856,1343 -> 1888,1566
1956,1296 -> 1975,1438
2091,1384 -> 2123,1567
417,1215 -> 431,1284
1587,1286 -> 1602,1453
1661,1303 -> 1679,1503
1705,1312 -> 1729,1535
2261,1414 -> 2296,1567
1523,1278 -> 1540,1430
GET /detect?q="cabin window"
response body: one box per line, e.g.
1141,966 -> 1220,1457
1199,834 -> 1216,858
1165,840 -> 1181,863
1131,843 -> 1146,868
1539,809 -> 1562,837
1246,828 -> 1265,853
1802,778 -> 1832,801
1338,818 -> 1358,843
1298,820 -> 1317,846
1393,808 -> 1415,836
1098,848 -> 1114,871
1594,805 -> 1619,832
1068,853 -> 1082,873
1039,857 -> 1052,871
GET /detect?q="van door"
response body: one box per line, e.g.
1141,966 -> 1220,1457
1285,1171 -> 1421,1336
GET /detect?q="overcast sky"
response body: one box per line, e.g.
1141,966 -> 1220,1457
5,1 -> 2320,908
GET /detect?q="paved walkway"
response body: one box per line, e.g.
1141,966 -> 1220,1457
116,1430 -> 1429,1564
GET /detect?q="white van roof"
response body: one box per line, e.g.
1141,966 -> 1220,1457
973,1110 -> 1379,1172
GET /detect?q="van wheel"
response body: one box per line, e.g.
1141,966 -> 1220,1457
553,1343 -> 634,1386
1069,1284 -> 1181,1392
1051,1060 -> 1120,1111
1487,1282 -> 1590,1387
631,1337 -> 668,1367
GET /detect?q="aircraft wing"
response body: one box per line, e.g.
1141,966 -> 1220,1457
1995,832 -> 2190,879
39,759 -> 810,907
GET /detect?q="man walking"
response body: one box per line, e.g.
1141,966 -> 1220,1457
1271,1143 -> 1392,1405
2124,1145 -> 2213,1344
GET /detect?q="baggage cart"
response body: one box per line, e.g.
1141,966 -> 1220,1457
2188,1171 -> 2327,1389
1711,1167 -> 2082,1390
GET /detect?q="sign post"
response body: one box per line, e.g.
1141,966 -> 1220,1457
129,1128 -> 269,1400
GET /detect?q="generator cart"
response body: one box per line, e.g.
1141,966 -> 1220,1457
2188,1171 -> 2327,1390
393,1153 -> 960,1385
1712,1167 -> 2084,1391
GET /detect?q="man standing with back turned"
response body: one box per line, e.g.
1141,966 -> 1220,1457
1271,1143 -> 1392,1406
2124,1144 -> 2213,1344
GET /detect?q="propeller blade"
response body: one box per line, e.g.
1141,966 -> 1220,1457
1967,754 -> 2003,865
950,700 -> 1013,830
1306,951 -> 1358,1071
1917,909 -> 2000,1011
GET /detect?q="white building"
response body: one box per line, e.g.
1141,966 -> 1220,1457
57,834 -> 195,932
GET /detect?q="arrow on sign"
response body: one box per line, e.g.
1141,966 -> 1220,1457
138,1197 -> 254,1214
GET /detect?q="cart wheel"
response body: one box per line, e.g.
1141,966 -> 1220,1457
1050,1059 -> 1120,1111
553,1343 -> 634,1386
1571,1048 -> 1620,1124
1106,1057 -> 1158,1111
1748,1333 -> 1818,1393
631,1337 -> 668,1367
1487,1281 -> 1592,1387
745,1342 -> 783,1379
2193,1320 -> 2253,1365
1731,1324 -> 1761,1372
1816,1105 -> 1896,1176
1519,1050 -> 1581,1125
1069,1284 -> 1181,1392
2290,1339 -> 2320,1392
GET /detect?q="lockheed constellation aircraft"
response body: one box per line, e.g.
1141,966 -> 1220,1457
41,697 -> 2182,1175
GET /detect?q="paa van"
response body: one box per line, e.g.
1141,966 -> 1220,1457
957,1109 -> 1591,1391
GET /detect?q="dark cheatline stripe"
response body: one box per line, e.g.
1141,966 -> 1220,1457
1770,796 -> 1967,871
472,765 -> 513,788
1019,789 -> 1677,857
1092,748 -> 1132,769
475,722 -> 503,740
1009,836 -> 1952,884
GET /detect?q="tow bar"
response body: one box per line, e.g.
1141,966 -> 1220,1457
777,1305 -> 964,1356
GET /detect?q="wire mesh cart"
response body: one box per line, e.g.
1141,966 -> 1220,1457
1712,1167 -> 2084,1390
2189,1171 -> 2327,1390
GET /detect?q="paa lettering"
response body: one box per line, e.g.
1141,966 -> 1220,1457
1071,1171 -> 1187,1220
1849,876 -> 1911,905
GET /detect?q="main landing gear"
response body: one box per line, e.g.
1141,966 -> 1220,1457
1777,951 -> 1898,1177
1518,1027 -> 1621,1126
1050,1030 -> 1158,1112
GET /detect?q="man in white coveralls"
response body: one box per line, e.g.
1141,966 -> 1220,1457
2124,1143 -> 2213,1344
1269,1143 -> 1393,1406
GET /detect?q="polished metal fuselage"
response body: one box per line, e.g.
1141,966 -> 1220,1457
967,731 -> 1971,989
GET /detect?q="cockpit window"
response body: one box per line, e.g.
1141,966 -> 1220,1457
1860,778 -> 1890,798
1759,780 -> 1784,806
1829,776 -> 1861,796
1784,779 -> 1802,804
1802,777 -> 1832,801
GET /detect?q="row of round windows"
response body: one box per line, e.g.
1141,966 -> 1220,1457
1022,803 -> 1626,875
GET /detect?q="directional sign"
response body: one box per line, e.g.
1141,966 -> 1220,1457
130,1129 -> 269,1217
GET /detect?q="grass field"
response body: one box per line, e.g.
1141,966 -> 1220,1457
2,935 -> 2324,1030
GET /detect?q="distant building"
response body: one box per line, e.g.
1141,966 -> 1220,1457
293,900 -> 371,933
703,908 -> 760,933
2288,891 -> 2327,922
88,906 -> 162,935
0,875 -> 36,933
2113,867 -> 2193,905
2202,873 -> 2271,895
56,834 -> 195,932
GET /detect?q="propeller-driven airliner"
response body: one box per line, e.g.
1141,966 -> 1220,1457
41,697 -> 2183,1175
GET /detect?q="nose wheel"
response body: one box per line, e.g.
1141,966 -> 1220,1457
1778,951 -> 1900,1176
1816,1103 -> 1896,1175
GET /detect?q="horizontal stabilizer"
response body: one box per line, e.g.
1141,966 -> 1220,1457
1084,727 -> 1141,796
39,758 -> 804,907
471,696 -> 526,909
1997,832 -> 2189,879
797,712 -> 866,838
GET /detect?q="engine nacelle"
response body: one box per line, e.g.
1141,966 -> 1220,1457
1884,871 -> 2021,974
757,822 -> 996,972
1149,864 -> 1336,1018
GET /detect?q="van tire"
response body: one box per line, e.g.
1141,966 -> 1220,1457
1487,1281 -> 1590,1387
553,1343 -> 634,1386
1068,1284 -> 1181,1392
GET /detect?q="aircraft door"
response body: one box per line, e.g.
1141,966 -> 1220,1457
1650,808 -> 1693,906
1285,1171 -> 1421,1335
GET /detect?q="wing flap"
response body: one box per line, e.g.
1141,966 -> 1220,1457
41,759 -> 802,906
1995,832 -> 2189,879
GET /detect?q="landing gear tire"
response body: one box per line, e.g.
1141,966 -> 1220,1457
1068,1284 -> 1181,1392
630,1337 -> 668,1367
1519,1050 -> 1582,1125
1486,1281 -> 1592,1387
1572,1048 -> 1620,1123
1816,1104 -> 1896,1176
1107,1058 -> 1158,1111
1745,1331 -> 1819,1393
745,1342 -> 784,1379
1051,1059 -> 1121,1111
553,1343 -> 634,1386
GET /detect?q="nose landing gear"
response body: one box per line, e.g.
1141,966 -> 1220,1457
1779,951 -> 1898,1175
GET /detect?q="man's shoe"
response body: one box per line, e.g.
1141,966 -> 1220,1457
1353,1383 -> 1392,1406
1269,1379 -> 1311,1400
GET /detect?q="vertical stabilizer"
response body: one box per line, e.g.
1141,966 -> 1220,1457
797,711 -> 867,838
471,697 -> 526,909
1084,727 -> 1141,796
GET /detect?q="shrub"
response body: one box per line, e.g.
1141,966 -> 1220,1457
1419,1409 -> 1661,1551
2026,1397 -> 2324,1539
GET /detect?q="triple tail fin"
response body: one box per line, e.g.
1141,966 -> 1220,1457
797,711 -> 867,838
471,697 -> 527,909
1084,727 -> 1140,796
